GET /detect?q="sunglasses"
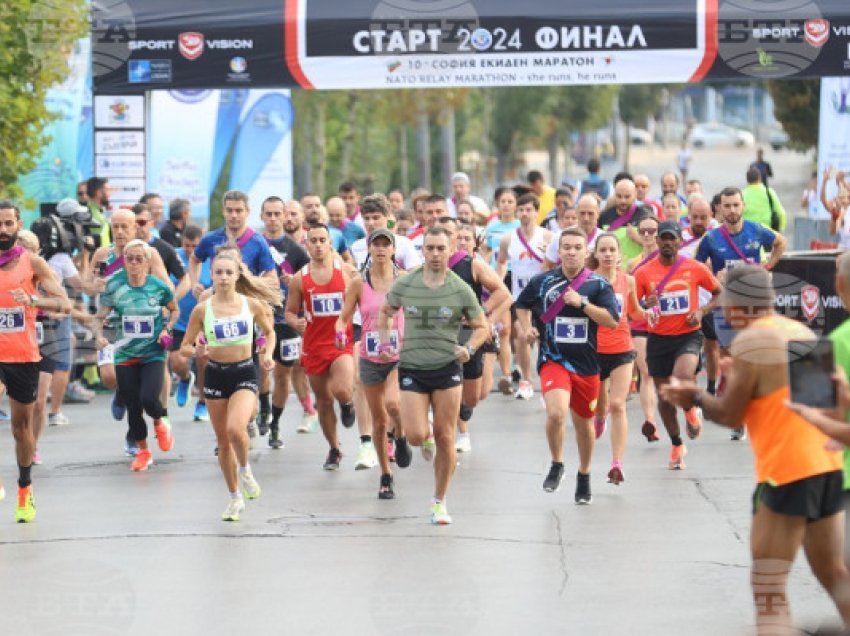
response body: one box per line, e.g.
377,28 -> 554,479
135,219 -> 149,227
639,228 -> 657,235
125,254 -> 146,264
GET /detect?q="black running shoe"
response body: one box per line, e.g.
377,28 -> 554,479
323,447 -> 342,470
340,402 -> 355,428
542,463 -> 565,492
257,409 -> 271,436
575,472 -> 592,505
394,436 -> 412,469
378,473 -> 395,500
268,428 -> 283,449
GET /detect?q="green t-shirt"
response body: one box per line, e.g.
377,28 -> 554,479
386,268 -> 483,371
830,318 -> 850,489
103,275 -> 173,364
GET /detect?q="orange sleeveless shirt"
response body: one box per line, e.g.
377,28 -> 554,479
596,269 -> 633,354
743,315 -> 841,485
0,253 -> 40,363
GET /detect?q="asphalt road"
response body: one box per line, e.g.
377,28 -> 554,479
0,378 -> 841,635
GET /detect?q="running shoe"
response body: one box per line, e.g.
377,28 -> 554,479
685,407 -> 703,440
323,447 -> 342,471
0,409 -> 9,421
222,497 -> 245,522
111,395 -> 126,421
378,473 -> 395,500
355,441 -> 378,470
297,412 -> 319,433
511,368 -> 522,384
730,427 -> 747,441
607,460 -> 624,485
340,402 -> 355,428
268,428 -> 284,449
154,417 -> 174,452
669,444 -> 687,470
497,376 -> 512,395
420,436 -> 436,462
455,433 -> 472,453
131,448 -> 153,471
193,402 -> 209,422
593,414 -> 607,440
15,486 -> 35,523
48,412 -> 70,427
69,380 -> 96,400
641,420 -> 660,442
543,463 -> 565,493
515,380 -> 534,401
387,438 -> 396,463
63,382 -> 90,404
395,437 -> 412,468
575,472 -> 592,505
431,500 -> 452,525
175,371 -> 195,408
239,470 -> 261,499
256,409 -> 271,437
247,420 -> 258,438
32,450 -> 42,466
124,438 -> 139,457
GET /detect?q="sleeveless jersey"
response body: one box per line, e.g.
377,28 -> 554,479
358,272 -> 403,363
204,295 -> 254,348
301,258 -> 353,357
596,270 -> 633,355
0,253 -> 39,363
507,226 -> 547,299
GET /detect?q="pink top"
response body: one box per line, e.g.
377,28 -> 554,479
359,274 -> 403,363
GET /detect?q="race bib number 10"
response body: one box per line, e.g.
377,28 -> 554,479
311,292 -> 343,317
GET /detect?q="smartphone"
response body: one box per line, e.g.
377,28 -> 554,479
788,338 -> 836,409
95,261 -> 107,277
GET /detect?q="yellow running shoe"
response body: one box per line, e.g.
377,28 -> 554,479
15,486 -> 36,523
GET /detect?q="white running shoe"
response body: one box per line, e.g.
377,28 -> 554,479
239,471 -> 262,499
222,497 -> 245,521
48,412 -> 70,427
297,412 -> 319,434
354,441 -> 379,470
455,434 -> 472,453
515,380 -> 534,400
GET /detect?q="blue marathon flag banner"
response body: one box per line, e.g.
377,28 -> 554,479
92,0 -> 850,93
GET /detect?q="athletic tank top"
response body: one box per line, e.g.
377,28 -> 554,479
596,270 -> 632,355
301,259 -> 352,353
507,227 -> 547,298
203,295 -> 254,348
744,315 -> 842,485
358,272 -> 403,363
450,254 -> 483,302
0,253 -> 39,362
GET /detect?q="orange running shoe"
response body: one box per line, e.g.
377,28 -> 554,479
669,444 -> 687,470
154,417 -> 174,452
685,407 -> 703,440
131,448 -> 153,471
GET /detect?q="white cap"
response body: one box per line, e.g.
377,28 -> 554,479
451,172 -> 471,184
56,198 -> 87,218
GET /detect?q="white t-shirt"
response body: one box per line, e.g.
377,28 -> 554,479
349,234 -> 422,270
48,252 -> 79,283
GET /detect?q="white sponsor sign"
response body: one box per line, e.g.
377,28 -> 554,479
105,177 -> 146,202
94,95 -> 145,128
95,154 -> 146,178
816,77 -> 850,220
96,131 -> 145,155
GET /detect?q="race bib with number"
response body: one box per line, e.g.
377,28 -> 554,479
35,321 -> 44,344
279,337 -> 301,362
311,292 -> 343,317
365,330 -> 399,357
554,317 -> 588,344
212,318 -> 250,343
97,344 -> 115,366
659,290 -> 690,316
0,308 -> 24,333
614,293 -> 624,315
724,259 -> 747,270
122,315 -> 154,339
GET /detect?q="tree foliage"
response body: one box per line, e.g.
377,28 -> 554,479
0,0 -> 88,198
768,79 -> 819,150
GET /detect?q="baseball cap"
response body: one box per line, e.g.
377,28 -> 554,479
368,228 -> 395,246
657,220 -> 682,238
451,172 -> 471,184
56,198 -> 87,218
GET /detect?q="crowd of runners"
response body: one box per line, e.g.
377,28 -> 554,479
2,163 -> 850,633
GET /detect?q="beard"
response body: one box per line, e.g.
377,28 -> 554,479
0,232 -> 17,251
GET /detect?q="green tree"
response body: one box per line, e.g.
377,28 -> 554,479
0,0 -> 87,198
768,79 -> 819,150
618,84 -> 674,171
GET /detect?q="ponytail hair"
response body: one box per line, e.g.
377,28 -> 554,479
212,245 -> 282,306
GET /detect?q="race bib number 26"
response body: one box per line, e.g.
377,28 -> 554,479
0,308 -> 24,333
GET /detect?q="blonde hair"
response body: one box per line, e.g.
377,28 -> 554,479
124,239 -> 152,260
17,230 -> 39,253
212,248 -> 282,306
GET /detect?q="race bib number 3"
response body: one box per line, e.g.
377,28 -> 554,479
659,290 -> 690,316
0,308 -> 24,333
554,317 -> 588,344
212,318 -> 249,343
311,292 -> 343,317
122,315 -> 154,338
279,337 -> 301,362
365,330 -> 399,357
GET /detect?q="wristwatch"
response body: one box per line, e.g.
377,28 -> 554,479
580,298 -> 588,310
29,294 -> 39,307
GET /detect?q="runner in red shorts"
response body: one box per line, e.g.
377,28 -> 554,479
286,223 -> 357,470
